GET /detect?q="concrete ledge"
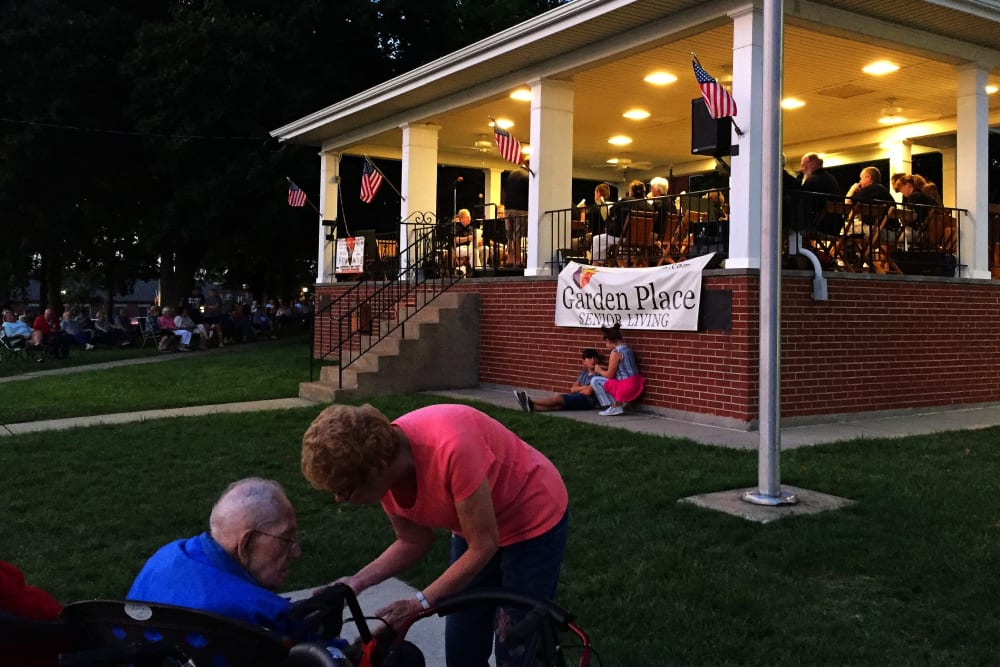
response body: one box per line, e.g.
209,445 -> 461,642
680,485 -> 855,523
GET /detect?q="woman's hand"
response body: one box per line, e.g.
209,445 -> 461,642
375,596 -> 424,632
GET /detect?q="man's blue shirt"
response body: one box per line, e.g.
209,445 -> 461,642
127,532 -> 295,635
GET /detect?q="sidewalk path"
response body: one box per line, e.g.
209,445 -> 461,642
0,398 -> 316,437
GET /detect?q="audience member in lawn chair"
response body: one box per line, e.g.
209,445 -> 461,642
32,308 -> 72,359
158,306 -> 194,352
93,309 -> 130,347
174,305 -> 210,350
2,308 -> 45,359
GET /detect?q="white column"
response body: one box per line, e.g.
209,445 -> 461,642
399,123 -> 441,273
955,64 -> 989,279
527,78 -> 574,276
319,151 -> 341,283
887,140 -> 911,203
483,168 -> 503,218
726,4 -> 764,270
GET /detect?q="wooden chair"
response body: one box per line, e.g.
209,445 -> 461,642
925,209 -> 957,255
851,202 -> 900,274
807,200 -> 850,270
616,210 -> 657,267
658,212 -> 691,265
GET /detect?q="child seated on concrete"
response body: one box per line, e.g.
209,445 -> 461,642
513,348 -> 600,412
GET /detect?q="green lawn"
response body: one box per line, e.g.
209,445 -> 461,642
1,336 -> 315,423
2,382 -> 999,664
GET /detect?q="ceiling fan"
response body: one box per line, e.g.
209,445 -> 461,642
592,157 -> 654,171
452,134 -> 496,153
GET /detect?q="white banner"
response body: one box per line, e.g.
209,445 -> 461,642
555,254 -> 716,330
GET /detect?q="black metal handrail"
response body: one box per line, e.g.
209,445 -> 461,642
546,188 -> 730,271
309,211 -> 462,385
786,189 -> 964,276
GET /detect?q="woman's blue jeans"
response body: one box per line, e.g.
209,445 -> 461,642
444,511 -> 569,667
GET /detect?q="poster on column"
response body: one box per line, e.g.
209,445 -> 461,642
555,253 -> 716,331
336,237 -> 365,274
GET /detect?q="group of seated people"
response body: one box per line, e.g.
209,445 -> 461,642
143,292 -> 311,352
1,306 -> 134,362
580,178 -> 725,266
790,152 -> 946,270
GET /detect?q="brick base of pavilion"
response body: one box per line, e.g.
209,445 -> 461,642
314,270 -> 1000,429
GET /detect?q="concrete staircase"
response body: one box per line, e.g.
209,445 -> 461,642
299,291 -> 480,403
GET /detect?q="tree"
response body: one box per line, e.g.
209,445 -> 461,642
1,0 -> 565,308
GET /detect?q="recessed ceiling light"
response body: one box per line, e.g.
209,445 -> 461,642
643,71 -> 677,86
489,118 -> 514,130
606,158 -> 621,165
623,109 -> 650,120
510,89 -> 531,102
986,84 -> 999,95
781,98 -> 805,109
608,135 -> 632,146
863,60 -> 899,75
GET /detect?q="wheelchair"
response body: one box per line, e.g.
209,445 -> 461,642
2,584 -> 595,667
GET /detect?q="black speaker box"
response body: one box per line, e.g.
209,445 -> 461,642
690,98 -> 731,157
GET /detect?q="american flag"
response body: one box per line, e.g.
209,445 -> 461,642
493,126 -> 523,166
692,55 -> 738,119
360,161 -> 384,204
287,182 -> 308,207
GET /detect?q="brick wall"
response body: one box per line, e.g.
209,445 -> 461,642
315,272 -> 1000,424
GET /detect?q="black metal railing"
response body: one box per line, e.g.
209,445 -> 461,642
546,189 -> 730,271
309,211 -> 463,385
786,190 -> 964,276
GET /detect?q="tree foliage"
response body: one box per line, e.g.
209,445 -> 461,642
0,0 -> 566,309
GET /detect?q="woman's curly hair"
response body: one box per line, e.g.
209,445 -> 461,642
301,404 -> 398,494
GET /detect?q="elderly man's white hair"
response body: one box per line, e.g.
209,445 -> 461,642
649,177 -> 669,195
209,478 -> 290,539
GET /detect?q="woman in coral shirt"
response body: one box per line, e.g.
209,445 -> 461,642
302,403 -> 569,667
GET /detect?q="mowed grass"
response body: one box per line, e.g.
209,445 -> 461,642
0,336 -> 314,423
2,385 -> 999,665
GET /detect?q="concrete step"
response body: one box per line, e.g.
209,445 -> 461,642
300,291 -> 479,402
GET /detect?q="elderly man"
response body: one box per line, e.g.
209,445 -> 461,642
128,478 -> 302,635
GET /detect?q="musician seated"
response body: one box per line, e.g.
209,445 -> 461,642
453,208 -> 475,277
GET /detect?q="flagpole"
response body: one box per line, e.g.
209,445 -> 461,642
362,155 -> 406,201
285,177 -> 323,217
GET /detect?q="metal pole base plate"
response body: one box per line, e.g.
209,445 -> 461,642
742,489 -> 799,506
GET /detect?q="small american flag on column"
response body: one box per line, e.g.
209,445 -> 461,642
360,161 -> 383,204
287,181 -> 308,207
692,55 -> 738,119
493,126 -> 524,166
